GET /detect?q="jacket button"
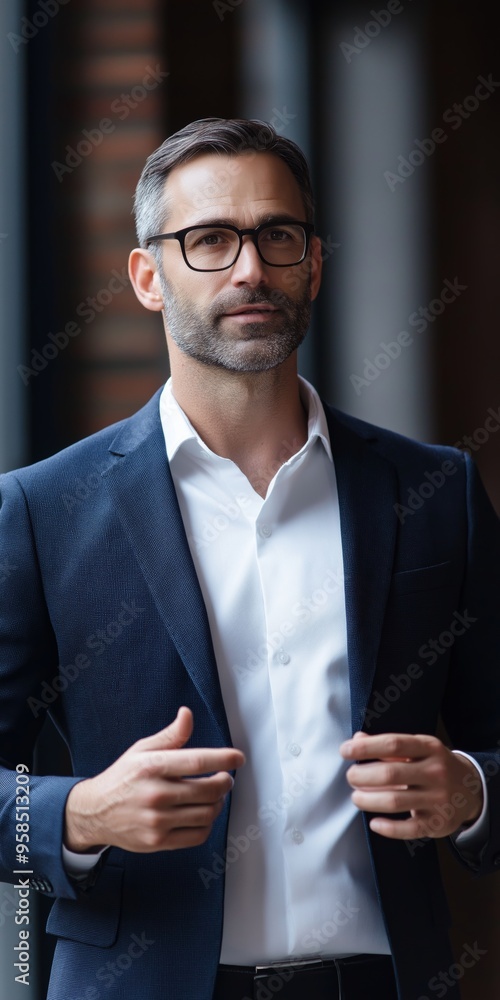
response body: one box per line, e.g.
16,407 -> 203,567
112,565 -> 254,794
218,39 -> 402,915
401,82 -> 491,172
29,876 -> 53,893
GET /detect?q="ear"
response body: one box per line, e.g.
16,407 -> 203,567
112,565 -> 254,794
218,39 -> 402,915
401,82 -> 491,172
309,235 -> 323,302
128,248 -> 165,312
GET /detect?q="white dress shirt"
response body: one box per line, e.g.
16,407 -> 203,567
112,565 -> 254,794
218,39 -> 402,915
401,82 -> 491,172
162,375 -> 391,962
64,375 -> 488,964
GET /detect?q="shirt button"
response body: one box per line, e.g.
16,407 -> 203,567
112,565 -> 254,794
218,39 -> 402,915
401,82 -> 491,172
292,828 -> 304,844
287,742 -> 301,757
259,524 -> 272,538
277,649 -> 290,665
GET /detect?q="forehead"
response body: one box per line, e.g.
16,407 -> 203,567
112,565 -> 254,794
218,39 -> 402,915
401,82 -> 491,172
162,151 -> 306,227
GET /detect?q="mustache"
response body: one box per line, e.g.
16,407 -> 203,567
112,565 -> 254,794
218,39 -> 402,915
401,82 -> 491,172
211,288 -> 294,316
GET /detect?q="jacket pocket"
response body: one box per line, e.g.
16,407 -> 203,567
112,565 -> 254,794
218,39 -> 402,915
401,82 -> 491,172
391,560 -> 456,595
46,863 -> 124,948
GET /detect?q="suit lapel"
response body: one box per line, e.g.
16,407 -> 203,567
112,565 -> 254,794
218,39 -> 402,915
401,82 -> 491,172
103,393 -> 231,746
103,392 -> 399,742
324,406 -> 399,733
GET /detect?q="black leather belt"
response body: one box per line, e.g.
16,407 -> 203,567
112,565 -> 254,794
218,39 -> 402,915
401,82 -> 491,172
213,954 -> 398,1000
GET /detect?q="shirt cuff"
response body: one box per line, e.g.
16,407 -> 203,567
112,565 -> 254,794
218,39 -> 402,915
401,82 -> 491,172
450,750 -> 489,848
62,843 -> 108,880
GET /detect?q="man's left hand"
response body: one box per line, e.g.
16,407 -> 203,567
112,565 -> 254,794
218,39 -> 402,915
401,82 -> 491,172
339,732 -> 484,839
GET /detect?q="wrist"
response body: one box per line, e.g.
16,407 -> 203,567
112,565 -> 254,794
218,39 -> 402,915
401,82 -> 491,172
64,778 -> 105,853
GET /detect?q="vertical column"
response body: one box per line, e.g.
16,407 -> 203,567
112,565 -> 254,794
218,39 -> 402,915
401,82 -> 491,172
319,6 -> 432,440
53,0 -> 169,443
0,6 -> 36,992
0,1 -> 27,474
239,0 -> 317,381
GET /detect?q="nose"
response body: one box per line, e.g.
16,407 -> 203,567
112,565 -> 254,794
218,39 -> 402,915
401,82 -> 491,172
230,234 -> 269,288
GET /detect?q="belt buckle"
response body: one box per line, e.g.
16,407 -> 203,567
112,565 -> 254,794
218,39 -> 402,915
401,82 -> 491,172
254,958 -> 323,983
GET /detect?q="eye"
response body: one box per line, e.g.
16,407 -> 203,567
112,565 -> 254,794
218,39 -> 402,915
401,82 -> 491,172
190,229 -> 232,248
266,228 -> 292,242
200,232 -> 225,246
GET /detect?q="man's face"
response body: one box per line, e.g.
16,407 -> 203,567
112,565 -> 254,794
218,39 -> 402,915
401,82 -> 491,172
152,151 -> 321,373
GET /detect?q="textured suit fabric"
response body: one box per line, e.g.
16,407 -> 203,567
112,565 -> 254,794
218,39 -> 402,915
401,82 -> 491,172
0,388 -> 499,1000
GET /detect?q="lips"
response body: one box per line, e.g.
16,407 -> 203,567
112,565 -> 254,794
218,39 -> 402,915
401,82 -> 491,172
224,305 -> 278,316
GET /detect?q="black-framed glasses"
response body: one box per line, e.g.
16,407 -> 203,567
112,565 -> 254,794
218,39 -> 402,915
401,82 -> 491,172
145,220 -> 314,272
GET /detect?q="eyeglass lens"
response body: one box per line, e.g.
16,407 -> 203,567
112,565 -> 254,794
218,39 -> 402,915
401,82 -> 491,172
183,224 -> 306,269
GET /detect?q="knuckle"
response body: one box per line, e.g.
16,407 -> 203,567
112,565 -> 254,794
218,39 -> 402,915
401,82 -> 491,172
143,822 -> 165,850
134,753 -> 156,781
186,751 -> 205,774
429,759 -> 447,784
386,735 -> 400,757
382,764 -> 396,785
140,787 -> 164,811
202,805 -> 216,825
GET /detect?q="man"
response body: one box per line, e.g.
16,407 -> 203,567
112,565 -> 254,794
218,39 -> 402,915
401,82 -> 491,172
0,118 -> 499,1000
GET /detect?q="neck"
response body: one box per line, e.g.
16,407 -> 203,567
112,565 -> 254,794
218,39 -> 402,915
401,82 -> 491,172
168,346 -> 308,497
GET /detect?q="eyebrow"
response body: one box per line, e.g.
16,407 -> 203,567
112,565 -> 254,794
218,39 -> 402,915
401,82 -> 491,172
186,213 -> 304,229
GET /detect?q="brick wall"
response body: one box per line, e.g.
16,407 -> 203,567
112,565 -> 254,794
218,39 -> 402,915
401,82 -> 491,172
53,0 -> 169,442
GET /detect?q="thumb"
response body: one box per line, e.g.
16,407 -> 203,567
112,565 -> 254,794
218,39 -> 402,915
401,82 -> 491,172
139,706 -> 194,752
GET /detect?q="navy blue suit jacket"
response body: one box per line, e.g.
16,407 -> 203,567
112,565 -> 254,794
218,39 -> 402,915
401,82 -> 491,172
1,388 -> 499,1000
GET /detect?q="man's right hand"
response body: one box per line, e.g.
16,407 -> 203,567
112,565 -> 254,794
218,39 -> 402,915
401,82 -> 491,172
64,707 -> 245,854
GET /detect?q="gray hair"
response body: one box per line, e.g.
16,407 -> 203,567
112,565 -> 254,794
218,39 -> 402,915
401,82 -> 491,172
133,118 -> 315,259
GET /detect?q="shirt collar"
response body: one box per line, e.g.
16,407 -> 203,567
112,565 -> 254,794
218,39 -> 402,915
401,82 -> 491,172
159,374 -> 332,465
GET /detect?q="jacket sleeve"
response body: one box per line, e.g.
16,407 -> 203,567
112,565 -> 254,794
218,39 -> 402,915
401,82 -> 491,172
442,454 -> 500,875
0,472 -> 82,900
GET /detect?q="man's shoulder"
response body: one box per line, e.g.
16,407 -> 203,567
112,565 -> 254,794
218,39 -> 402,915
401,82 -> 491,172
322,401 -> 466,470
1,388 -> 163,491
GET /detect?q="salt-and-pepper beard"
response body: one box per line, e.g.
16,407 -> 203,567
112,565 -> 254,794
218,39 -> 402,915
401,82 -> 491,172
157,266 -> 312,373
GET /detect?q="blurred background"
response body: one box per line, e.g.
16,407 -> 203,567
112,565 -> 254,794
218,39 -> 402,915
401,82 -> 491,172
0,0 -> 499,996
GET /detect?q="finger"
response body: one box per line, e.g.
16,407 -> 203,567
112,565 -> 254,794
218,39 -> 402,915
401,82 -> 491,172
148,772 -> 235,807
339,732 -> 438,761
351,789 -> 437,813
163,826 -> 214,851
346,761 -> 427,789
368,815 -> 436,840
136,706 -> 194,752
164,800 -> 226,829
143,748 -> 245,779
